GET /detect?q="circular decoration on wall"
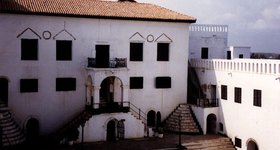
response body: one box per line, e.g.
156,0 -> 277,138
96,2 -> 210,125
147,34 -> 154,42
42,31 -> 52,40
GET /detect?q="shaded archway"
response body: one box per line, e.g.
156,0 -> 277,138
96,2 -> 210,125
0,78 -> 8,107
156,111 -> 161,127
147,110 -> 156,127
206,114 -> 217,134
107,120 -> 116,141
26,118 -> 40,144
247,139 -> 259,150
100,76 -> 123,108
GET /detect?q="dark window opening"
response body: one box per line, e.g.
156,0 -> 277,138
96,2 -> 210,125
21,39 -> 38,60
227,51 -> 231,60
56,78 -> 76,91
130,43 -> 143,61
219,122 -> 223,132
201,47 -> 209,59
235,137 -> 242,148
20,79 -> 38,93
253,89 -> 262,107
221,85 -> 227,100
234,87 -> 242,103
239,54 -> 244,58
156,77 -> 171,89
56,40 -> 72,61
130,77 -> 143,89
157,43 -> 169,61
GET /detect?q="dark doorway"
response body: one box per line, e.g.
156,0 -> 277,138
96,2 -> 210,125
210,85 -> 217,106
0,78 -> 8,107
156,111 -> 161,127
117,120 -> 125,140
100,77 -> 115,107
201,47 -> 208,59
147,110 -> 156,127
96,45 -> 110,68
206,114 -> 217,134
107,120 -> 116,141
227,51 -> 231,60
26,118 -> 40,144
247,140 -> 259,150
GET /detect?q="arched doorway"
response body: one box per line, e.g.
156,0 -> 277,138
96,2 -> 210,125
156,111 -> 161,127
0,78 -> 8,107
247,140 -> 259,150
100,76 -> 123,108
117,120 -> 125,140
206,114 -> 217,134
147,110 -> 156,127
26,118 -> 40,144
107,120 -> 116,141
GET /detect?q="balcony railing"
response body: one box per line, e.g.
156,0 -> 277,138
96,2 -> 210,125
196,98 -> 219,108
87,57 -> 127,68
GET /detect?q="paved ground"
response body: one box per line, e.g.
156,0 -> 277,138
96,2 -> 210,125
4,133 -> 224,150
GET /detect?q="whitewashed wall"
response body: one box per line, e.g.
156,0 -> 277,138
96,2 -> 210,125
189,24 -> 228,59
192,59 -> 280,150
228,46 -> 251,59
0,13 -> 190,136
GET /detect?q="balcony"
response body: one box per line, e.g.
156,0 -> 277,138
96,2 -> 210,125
87,57 -> 127,68
196,98 -> 219,108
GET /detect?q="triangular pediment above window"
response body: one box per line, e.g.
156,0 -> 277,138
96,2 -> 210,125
17,27 -> 41,39
155,33 -> 173,43
53,29 -> 76,40
129,32 -> 145,42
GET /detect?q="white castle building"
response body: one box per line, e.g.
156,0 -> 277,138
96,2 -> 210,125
0,0 -> 278,150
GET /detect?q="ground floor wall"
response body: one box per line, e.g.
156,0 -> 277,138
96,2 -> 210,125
77,112 -> 145,142
194,65 -> 280,150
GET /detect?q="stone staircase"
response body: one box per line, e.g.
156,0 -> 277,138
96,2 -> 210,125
0,107 -> 25,147
163,104 -> 201,134
183,135 -> 236,150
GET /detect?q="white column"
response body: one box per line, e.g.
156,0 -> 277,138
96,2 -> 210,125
122,85 -> 129,107
93,86 -> 101,109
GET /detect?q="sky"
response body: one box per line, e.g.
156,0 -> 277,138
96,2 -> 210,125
138,0 -> 280,53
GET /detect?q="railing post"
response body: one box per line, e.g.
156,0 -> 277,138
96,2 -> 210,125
138,108 -> 141,119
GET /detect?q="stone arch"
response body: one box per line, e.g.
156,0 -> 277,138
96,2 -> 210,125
247,139 -> 259,150
99,76 -> 123,107
206,113 -> 217,134
106,118 -> 118,141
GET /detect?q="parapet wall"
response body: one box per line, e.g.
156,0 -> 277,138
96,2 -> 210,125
191,59 -> 280,75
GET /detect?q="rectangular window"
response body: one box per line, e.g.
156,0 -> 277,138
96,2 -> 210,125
157,43 -> 169,61
235,137 -> 242,148
219,123 -> 224,132
221,85 -> 227,100
253,89 -> 262,107
20,79 -> 38,93
239,54 -> 244,58
56,40 -> 72,61
56,78 -> 76,91
155,77 -> 171,89
234,87 -> 242,103
130,43 -> 143,61
21,39 -> 38,60
201,47 -> 208,59
130,77 -> 143,89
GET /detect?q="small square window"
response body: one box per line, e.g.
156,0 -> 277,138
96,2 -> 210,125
56,78 -> 76,91
130,77 -> 143,89
56,40 -> 72,61
21,39 -> 38,60
235,137 -> 242,148
20,79 -> 38,93
221,85 -> 227,100
157,43 -> 169,61
155,77 -> 171,89
253,89 -> 262,107
130,43 -> 143,61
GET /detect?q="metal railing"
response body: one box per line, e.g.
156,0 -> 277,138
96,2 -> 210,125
88,57 -> 127,68
196,98 -> 219,108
